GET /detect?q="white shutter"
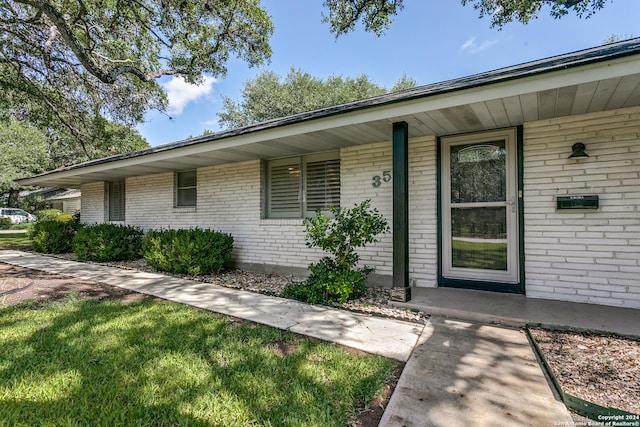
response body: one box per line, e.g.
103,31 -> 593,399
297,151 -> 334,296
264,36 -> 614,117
266,152 -> 340,219
268,159 -> 302,218
108,180 -> 125,221
305,158 -> 340,214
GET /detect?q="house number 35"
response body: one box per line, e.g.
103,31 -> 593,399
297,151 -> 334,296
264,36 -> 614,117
372,171 -> 392,188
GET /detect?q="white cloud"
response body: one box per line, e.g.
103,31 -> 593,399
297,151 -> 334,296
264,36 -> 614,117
461,36 -> 476,50
460,36 -> 498,54
163,76 -> 216,115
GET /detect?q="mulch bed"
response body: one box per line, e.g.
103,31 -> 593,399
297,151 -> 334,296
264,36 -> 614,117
529,328 -> 640,416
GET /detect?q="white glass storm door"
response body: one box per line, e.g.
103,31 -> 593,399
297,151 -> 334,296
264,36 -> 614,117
441,129 -> 519,285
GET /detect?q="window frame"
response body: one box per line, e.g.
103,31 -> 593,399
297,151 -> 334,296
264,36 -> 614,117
175,170 -> 197,208
266,151 -> 340,219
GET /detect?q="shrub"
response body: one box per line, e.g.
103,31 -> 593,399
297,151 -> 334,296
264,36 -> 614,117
142,228 -> 234,276
73,223 -> 143,262
283,200 -> 389,304
284,258 -> 367,304
35,209 -> 65,222
30,216 -> 80,254
0,217 -> 11,230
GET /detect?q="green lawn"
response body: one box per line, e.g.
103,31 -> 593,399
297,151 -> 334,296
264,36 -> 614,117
0,298 -> 395,426
452,239 -> 508,271
0,232 -> 32,250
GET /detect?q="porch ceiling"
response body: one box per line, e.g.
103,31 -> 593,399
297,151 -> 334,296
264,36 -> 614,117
19,47 -> 640,189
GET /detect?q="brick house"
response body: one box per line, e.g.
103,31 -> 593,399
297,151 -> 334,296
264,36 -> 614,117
20,39 -> 640,309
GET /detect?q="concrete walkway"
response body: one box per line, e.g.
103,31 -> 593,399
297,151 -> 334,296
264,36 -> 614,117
379,317 -> 571,426
0,250 -> 575,426
0,250 -> 421,362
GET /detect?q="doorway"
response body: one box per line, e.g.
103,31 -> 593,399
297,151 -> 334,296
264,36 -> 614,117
440,129 -> 522,292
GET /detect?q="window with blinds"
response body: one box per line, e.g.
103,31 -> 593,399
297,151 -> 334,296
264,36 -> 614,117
108,180 -> 125,221
267,152 -> 340,218
176,170 -> 197,207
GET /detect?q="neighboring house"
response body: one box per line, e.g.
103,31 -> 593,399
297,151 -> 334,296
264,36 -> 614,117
44,189 -> 81,213
19,39 -> 640,309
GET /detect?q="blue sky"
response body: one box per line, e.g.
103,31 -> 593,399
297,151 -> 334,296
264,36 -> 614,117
136,0 -> 640,146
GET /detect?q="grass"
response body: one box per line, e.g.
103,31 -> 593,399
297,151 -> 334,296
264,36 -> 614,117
0,232 -> 32,250
452,239 -> 507,270
0,297 -> 395,426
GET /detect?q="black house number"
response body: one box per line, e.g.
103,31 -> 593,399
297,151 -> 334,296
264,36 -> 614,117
372,171 -> 392,188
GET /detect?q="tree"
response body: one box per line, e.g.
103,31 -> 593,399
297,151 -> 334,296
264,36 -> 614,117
0,111 -> 148,206
602,34 -> 634,45
0,0 -> 274,145
323,0 -> 611,35
390,73 -> 418,92
0,119 -> 49,204
217,68 -> 417,129
462,0 -> 609,27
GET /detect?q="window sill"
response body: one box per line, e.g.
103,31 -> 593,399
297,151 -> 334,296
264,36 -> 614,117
260,218 -> 304,226
173,206 -> 196,213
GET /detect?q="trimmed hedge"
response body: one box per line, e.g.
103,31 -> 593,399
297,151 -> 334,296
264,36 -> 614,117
73,223 -> 143,262
0,217 -> 11,230
30,216 -> 80,254
142,228 -> 234,276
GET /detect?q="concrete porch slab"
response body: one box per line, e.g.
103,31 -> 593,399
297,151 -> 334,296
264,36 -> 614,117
393,287 -> 640,338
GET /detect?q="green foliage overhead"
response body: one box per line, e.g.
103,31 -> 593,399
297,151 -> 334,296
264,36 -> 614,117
0,114 -> 149,199
460,0 -> 609,27
0,119 -> 49,195
0,0 -> 274,147
217,68 -> 417,129
323,1 -> 611,35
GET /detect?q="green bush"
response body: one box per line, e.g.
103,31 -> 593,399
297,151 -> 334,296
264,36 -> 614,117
283,200 -> 389,304
30,217 -> 80,254
0,217 -> 11,230
73,223 -> 143,262
35,209 -> 65,221
284,258 -> 367,304
142,228 -> 234,276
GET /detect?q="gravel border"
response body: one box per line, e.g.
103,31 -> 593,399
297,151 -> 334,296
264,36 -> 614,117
54,255 -> 429,324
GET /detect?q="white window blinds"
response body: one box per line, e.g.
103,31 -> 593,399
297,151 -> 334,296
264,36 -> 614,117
267,152 -> 340,218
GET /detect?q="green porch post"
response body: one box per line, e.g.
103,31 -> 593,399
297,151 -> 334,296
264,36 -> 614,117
390,121 -> 411,302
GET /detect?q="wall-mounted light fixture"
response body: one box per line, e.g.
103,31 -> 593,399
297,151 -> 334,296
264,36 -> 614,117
568,142 -> 589,159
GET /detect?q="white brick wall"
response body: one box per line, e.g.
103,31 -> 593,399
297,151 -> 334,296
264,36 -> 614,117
340,136 -> 437,287
524,106 -> 640,308
78,105 -> 639,308
79,182 -> 105,224
81,138 -> 438,287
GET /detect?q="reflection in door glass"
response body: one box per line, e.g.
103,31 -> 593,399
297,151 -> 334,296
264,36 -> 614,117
451,207 -> 507,271
450,141 -> 506,203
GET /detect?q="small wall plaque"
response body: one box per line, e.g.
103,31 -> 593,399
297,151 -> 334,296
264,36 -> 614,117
556,195 -> 599,210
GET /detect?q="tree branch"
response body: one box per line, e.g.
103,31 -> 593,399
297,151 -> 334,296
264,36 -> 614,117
14,0 -> 151,83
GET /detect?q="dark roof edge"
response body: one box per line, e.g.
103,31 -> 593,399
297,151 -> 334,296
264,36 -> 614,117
24,37 -> 640,181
